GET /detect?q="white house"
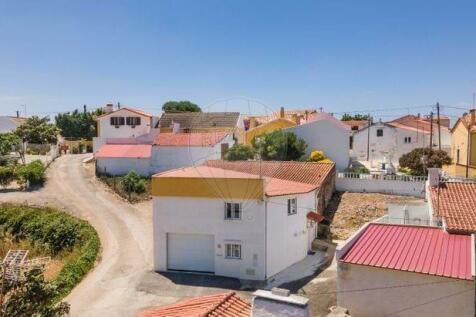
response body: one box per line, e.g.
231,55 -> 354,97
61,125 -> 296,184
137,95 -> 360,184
352,115 -> 451,167
285,112 -> 350,171
151,160 -> 335,280
336,222 -> 475,317
93,104 -> 159,153
95,131 -> 234,176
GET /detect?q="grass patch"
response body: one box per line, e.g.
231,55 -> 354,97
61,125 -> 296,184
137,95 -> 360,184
98,173 -> 151,203
0,203 -> 100,300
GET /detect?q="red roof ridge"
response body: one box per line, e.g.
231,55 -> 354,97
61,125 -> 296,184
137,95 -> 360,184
95,107 -> 153,119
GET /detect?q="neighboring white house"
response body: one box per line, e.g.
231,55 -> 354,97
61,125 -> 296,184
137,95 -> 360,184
336,222 -> 475,317
151,161 -> 334,280
352,115 -> 451,167
93,104 -> 159,152
95,131 -> 234,176
285,112 -> 351,171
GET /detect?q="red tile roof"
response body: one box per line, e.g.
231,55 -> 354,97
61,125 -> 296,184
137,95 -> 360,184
340,223 -> 473,280
155,132 -> 229,147
137,292 -> 251,317
342,120 -> 368,129
430,182 -> 476,234
95,144 -> 152,158
387,114 -> 449,134
95,107 -> 153,119
204,160 -> 335,188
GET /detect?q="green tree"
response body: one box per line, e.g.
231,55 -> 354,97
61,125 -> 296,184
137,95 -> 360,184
0,166 -> 14,188
55,107 -> 103,140
0,133 -> 24,164
399,148 -> 452,176
121,170 -> 147,194
224,144 -> 255,161
2,268 -> 70,316
15,116 -> 60,144
251,130 -> 307,161
162,101 -> 202,113
341,113 -> 369,121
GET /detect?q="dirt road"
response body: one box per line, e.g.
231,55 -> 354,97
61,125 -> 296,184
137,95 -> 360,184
0,155 -> 158,316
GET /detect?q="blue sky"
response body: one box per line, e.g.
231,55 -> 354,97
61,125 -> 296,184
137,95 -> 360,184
1,0 -> 476,121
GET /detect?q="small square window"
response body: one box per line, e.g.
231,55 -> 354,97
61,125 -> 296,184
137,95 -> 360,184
225,244 -> 241,259
287,198 -> 297,215
126,117 -> 141,126
225,203 -> 241,220
376,129 -> 383,137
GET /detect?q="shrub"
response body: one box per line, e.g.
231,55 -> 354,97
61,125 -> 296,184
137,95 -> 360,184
121,170 -> 147,194
308,150 -> 327,162
399,148 -> 451,176
224,144 -> 255,161
345,166 -> 370,174
0,166 -> 15,188
71,146 -> 80,154
251,130 -> 307,161
319,158 -> 334,164
0,203 -> 100,299
15,160 -> 46,186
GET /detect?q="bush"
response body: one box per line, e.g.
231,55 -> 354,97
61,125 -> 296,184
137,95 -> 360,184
308,150 -> 326,162
0,166 -> 15,188
121,170 -> 147,194
15,160 -> 46,186
345,166 -> 370,174
251,130 -> 307,161
71,146 -> 80,154
0,203 -> 100,299
224,144 -> 255,161
399,148 -> 451,176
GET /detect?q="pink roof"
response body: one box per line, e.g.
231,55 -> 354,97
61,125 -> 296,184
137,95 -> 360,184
95,144 -> 152,158
153,165 -> 317,196
341,223 -> 473,281
155,132 -> 229,147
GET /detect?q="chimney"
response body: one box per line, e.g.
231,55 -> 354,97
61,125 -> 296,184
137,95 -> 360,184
470,109 -> 475,127
16,110 -> 19,118
252,288 -> 309,317
105,103 -> 114,113
280,107 -> 285,119
428,168 -> 440,187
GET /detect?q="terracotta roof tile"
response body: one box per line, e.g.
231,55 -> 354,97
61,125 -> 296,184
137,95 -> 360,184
430,182 -> 476,234
137,292 -> 251,317
341,223 -> 473,280
95,144 -> 152,158
155,132 -> 229,147
204,160 -> 335,188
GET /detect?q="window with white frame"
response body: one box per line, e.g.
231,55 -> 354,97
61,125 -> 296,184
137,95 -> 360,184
225,202 -> 241,220
110,117 -> 125,126
225,243 -> 241,259
126,116 -> 141,126
404,136 -> 412,143
287,198 -> 297,215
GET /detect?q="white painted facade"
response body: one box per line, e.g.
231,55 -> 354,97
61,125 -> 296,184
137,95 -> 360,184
96,157 -> 151,176
150,134 -> 235,173
153,190 -> 318,281
337,263 -> 474,317
352,123 -> 451,166
286,117 -> 350,171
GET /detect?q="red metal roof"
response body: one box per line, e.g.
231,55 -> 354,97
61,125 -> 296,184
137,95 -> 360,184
430,182 -> 476,234
137,292 -> 251,317
340,223 -> 473,281
155,132 -> 229,147
95,144 -> 152,158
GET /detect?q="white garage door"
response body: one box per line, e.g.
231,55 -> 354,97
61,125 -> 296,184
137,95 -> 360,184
167,233 -> 215,273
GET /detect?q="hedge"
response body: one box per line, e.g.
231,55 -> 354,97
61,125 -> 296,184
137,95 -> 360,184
0,203 -> 100,300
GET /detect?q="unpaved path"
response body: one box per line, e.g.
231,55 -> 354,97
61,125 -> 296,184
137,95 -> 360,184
0,154 -> 157,316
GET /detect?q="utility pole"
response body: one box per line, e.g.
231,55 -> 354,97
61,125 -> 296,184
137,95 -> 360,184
429,112 -> 433,150
436,102 -> 441,151
366,114 -> 371,161
83,104 -> 87,113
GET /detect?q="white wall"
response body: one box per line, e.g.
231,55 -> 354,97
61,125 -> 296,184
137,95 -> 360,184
153,196 -> 267,280
96,157 -> 150,176
150,135 -> 234,173
335,174 -> 426,197
352,124 -> 451,166
98,109 -> 151,139
286,120 -> 350,171
375,203 -> 434,226
337,263 -> 474,317
266,191 -> 316,278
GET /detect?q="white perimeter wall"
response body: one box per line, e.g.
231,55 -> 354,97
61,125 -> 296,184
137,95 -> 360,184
151,135 -> 234,173
266,191 -> 316,278
99,109 -> 151,138
337,263 -> 474,317
153,196 -> 267,280
336,175 -> 426,197
96,157 -> 150,176
287,120 -> 350,171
